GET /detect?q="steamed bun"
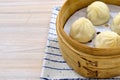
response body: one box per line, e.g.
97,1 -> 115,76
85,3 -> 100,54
70,17 -> 96,43
87,1 -> 110,26
95,31 -> 120,48
110,12 -> 120,35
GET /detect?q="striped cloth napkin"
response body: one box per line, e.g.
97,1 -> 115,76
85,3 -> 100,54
40,7 -> 119,80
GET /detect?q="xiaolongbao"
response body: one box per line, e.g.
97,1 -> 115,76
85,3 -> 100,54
110,12 -> 120,35
70,17 -> 96,43
87,1 -> 110,26
95,31 -> 120,48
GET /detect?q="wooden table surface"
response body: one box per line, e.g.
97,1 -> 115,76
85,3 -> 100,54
0,0 -> 64,80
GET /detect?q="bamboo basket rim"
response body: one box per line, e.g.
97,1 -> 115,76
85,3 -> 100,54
56,0 -> 120,57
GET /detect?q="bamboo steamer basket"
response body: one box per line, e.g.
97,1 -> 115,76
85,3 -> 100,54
56,0 -> 120,78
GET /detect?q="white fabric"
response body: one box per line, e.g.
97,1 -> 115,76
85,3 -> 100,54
40,7 -> 120,80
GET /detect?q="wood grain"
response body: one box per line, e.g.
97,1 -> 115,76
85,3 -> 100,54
0,0 -> 64,79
